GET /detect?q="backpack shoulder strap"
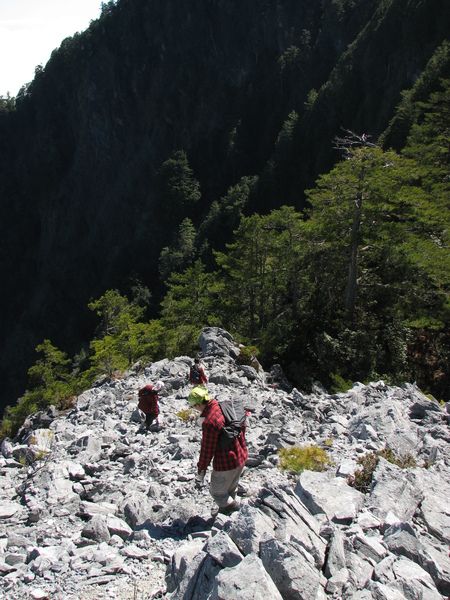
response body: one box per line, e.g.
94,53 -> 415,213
139,385 -> 154,396
218,400 -> 233,424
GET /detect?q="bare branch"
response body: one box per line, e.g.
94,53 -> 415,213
333,128 -> 378,157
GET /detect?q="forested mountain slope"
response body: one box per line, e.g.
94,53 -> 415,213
0,0 -> 449,413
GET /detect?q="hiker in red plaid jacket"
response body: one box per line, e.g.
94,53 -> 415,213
188,387 -> 248,515
138,380 -> 164,430
189,357 -> 208,386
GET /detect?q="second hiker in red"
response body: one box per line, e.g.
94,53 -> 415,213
138,380 -> 164,430
189,357 -> 208,386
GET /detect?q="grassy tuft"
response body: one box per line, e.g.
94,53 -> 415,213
236,345 -> 260,372
377,447 -> 417,469
348,447 -> 418,493
347,452 -> 379,493
176,409 -> 198,424
277,445 -> 333,475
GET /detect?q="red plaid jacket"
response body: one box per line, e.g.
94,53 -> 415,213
138,386 -> 159,416
190,365 -> 208,385
197,399 -> 248,473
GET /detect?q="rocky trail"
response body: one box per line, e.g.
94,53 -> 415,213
1,328 -> 449,599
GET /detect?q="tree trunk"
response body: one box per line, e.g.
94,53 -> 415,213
345,213 -> 359,318
345,179 -> 363,319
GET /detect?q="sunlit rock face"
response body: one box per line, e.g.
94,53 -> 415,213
1,328 -> 449,599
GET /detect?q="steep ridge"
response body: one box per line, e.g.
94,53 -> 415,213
1,0 -> 449,413
1,328 -> 449,599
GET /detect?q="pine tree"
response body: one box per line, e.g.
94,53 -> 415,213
154,150 -> 201,227
159,218 -> 197,280
160,260 -> 221,356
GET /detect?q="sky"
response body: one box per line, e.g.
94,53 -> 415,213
0,0 -> 103,97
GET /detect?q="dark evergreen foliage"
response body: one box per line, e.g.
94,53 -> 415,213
0,0 -> 449,414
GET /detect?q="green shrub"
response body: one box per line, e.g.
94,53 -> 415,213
348,447 -> 418,493
378,447 -> 417,469
348,452 -> 379,493
236,345 -> 260,371
176,409 -> 198,424
277,445 -> 333,475
0,394 -> 39,441
377,447 -> 396,463
330,372 -> 354,393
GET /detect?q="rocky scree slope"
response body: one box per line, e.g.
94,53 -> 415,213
0,327 -> 449,600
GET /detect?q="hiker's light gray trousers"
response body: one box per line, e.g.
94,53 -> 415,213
210,465 -> 244,507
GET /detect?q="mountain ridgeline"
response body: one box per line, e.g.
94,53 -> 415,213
0,0 -> 449,415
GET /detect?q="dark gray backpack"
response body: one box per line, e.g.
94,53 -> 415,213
191,364 -> 202,380
217,399 -> 247,449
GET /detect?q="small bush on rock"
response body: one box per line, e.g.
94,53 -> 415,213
176,409 -> 198,424
277,445 -> 333,475
330,372 -> 354,393
378,447 -> 417,469
348,452 -> 379,493
348,447 -> 418,492
236,345 -> 260,371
